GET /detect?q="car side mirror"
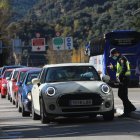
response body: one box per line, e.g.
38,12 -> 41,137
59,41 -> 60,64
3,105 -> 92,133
16,82 -> 22,87
11,78 -> 16,82
6,77 -> 10,80
32,78 -> 40,85
102,75 -> 110,83
97,71 -> 102,75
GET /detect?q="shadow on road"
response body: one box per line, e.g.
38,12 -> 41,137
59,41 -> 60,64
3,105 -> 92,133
1,116 -> 140,139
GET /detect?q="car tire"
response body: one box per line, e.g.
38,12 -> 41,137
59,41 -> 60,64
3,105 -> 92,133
15,100 -> 18,108
10,97 -> 12,102
40,98 -> 51,124
15,92 -> 18,108
22,104 -> 30,117
18,102 -> 22,112
103,108 -> 114,121
7,94 -> 10,100
1,94 -> 6,98
32,101 -> 40,120
12,99 -> 15,105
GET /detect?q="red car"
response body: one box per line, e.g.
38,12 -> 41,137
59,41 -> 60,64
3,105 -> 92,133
10,67 -> 35,106
0,69 -> 13,98
0,65 -> 25,96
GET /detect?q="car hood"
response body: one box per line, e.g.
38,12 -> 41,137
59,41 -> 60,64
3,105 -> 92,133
45,81 -> 106,94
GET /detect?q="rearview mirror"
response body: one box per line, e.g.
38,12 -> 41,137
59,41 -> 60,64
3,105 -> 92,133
102,75 -> 110,83
6,77 -> 10,80
16,82 -> 22,87
11,78 -> 16,82
97,71 -> 102,75
32,78 -> 40,85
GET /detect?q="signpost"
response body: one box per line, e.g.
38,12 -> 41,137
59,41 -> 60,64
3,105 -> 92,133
52,37 -> 73,50
52,37 -> 65,50
0,41 -> 2,54
31,38 -> 46,52
12,39 -> 22,54
65,37 -> 73,50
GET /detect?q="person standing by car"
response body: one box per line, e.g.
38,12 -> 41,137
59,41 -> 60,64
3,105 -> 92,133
108,48 -> 136,117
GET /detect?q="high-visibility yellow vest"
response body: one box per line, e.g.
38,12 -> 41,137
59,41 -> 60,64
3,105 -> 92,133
116,61 -> 131,77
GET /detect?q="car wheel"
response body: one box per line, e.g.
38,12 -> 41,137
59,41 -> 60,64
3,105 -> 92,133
22,104 -> 30,117
103,108 -> 114,121
12,99 -> 15,105
15,92 -> 18,108
8,94 -> 10,100
32,101 -> 40,120
10,97 -> 12,102
1,94 -> 6,98
15,100 -> 18,108
18,101 -> 22,112
40,98 -> 50,124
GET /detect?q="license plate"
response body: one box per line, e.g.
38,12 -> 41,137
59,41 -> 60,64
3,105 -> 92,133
70,99 -> 92,106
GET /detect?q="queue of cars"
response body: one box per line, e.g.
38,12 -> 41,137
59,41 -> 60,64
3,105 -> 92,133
0,63 -> 114,124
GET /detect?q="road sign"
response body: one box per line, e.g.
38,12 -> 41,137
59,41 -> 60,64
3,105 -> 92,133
12,39 -> 22,54
65,37 -> 73,50
31,38 -> 46,52
0,41 -> 2,54
52,37 -> 64,50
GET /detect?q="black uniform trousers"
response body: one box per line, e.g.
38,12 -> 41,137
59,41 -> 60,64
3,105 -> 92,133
118,76 -> 136,114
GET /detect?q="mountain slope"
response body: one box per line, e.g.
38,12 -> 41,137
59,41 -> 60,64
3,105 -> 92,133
11,0 -> 39,21
24,0 -> 139,38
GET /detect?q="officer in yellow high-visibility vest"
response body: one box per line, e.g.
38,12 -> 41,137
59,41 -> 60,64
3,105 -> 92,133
109,48 -> 136,117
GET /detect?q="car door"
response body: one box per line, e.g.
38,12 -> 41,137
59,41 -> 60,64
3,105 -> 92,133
32,69 -> 45,112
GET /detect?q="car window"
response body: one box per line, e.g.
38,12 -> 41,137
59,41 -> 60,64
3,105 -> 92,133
25,72 -> 40,85
13,71 -> 19,79
19,71 -> 27,82
3,71 -> 12,78
45,66 -> 100,82
40,69 -> 47,83
38,68 -> 43,80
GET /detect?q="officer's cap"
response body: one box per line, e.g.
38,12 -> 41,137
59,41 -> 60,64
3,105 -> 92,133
109,48 -> 119,57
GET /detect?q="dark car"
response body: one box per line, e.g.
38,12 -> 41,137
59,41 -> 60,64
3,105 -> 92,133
18,68 -> 41,117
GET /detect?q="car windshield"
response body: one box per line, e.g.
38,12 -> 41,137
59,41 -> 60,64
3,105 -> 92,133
46,66 -> 100,82
19,71 -> 27,83
25,72 -> 39,85
3,71 -> 12,78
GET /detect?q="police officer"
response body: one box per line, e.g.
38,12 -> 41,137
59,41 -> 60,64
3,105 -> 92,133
109,48 -> 136,117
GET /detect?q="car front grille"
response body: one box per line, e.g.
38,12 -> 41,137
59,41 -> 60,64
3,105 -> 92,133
57,93 -> 103,113
61,107 -> 100,112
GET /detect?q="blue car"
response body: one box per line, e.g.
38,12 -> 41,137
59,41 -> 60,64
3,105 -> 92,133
18,68 -> 41,117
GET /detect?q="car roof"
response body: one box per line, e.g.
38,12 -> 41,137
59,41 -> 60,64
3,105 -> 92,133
0,65 -> 26,75
13,67 -> 36,71
43,63 -> 94,68
26,68 -> 42,74
4,68 -> 14,72
2,65 -> 26,69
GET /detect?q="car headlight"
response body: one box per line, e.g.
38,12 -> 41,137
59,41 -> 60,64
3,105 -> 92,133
45,87 -> 56,97
27,92 -> 32,100
2,84 -> 7,88
101,84 -> 110,94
